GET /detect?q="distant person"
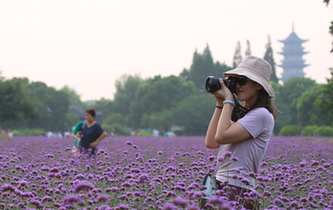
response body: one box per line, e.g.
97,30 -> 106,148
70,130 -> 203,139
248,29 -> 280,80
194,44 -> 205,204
205,56 -> 277,209
7,129 -> 13,139
47,131 -> 53,138
153,129 -> 159,137
130,130 -> 135,136
110,129 -> 115,136
71,121 -> 86,156
58,131 -> 63,138
64,130 -> 71,138
77,109 -> 107,157
164,131 -> 169,137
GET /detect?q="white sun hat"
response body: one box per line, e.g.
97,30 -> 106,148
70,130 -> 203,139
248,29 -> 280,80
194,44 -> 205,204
223,55 -> 275,98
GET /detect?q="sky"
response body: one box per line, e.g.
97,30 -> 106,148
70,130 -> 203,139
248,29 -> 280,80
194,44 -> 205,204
0,0 -> 332,101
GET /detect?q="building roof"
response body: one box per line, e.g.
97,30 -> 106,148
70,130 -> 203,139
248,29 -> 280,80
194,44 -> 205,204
278,31 -> 308,43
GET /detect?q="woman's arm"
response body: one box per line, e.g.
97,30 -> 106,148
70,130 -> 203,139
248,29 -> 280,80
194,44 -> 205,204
70,132 -> 79,140
214,103 -> 252,144
90,131 -> 108,147
208,79 -> 252,145
205,106 -> 223,149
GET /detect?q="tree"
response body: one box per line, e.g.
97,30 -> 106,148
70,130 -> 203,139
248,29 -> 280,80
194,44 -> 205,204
91,98 -> 113,123
112,74 -> 144,116
140,93 -> 215,135
232,41 -> 242,68
245,40 -> 251,56
65,114 -> 80,129
297,84 -> 331,126
276,77 -> 316,129
316,68 -> 333,121
187,45 -> 215,90
0,70 -> 4,81
324,0 -> 333,52
271,81 -> 287,134
181,45 -> 232,90
28,82 -> 70,130
168,94 -> 214,135
128,75 -> 197,128
103,113 -> 125,126
263,35 -> 278,83
0,78 -> 40,123
179,68 -> 190,80
60,86 -> 86,109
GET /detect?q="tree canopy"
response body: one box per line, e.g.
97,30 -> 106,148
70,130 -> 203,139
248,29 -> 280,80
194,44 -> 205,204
263,35 -> 279,83
232,41 -> 242,68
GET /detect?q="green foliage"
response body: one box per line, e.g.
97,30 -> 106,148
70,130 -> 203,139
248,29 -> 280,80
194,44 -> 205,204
141,111 -> 173,132
279,125 -> 302,136
91,98 -> 113,123
263,35 -> 278,83
297,84 -> 330,126
0,77 -> 40,122
60,86 -> 86,110
232,41 -> 242,68
12,128 -> 44,136
279,125 -> 333,137
0,70 -> 4,81
245,40 -> 251,56
316,68 -> 333,121
138,130 -> 153,137
27,81 -> 70,130
300,126 -> 320,136
102,123 -> 130,136
274,77 -> 316,133
169,94 -> 213,135
112,74 -> 144,116
313,126 -> 333,137
128,75 -> 197,128
323,0 -> 333,52
139,94 -> 213,135
180,45 -> 232,90
65,114 -> 80,129
103,113 -> 125,126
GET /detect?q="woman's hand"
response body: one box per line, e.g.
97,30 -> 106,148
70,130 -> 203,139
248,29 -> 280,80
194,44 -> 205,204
212,79 -> 234,104
90,142 -> 98,148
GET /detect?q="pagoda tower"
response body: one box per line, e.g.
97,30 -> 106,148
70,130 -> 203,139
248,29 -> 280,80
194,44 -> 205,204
278,25 -> 309,83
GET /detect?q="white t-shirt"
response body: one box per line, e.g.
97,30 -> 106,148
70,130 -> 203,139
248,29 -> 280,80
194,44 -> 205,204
216,107 -> 274,191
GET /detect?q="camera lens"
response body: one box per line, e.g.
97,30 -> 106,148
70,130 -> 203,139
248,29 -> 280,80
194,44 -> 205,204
205,76 -> 221,93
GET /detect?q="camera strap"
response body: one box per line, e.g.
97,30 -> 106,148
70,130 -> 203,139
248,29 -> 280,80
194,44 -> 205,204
231,93 -> 250,122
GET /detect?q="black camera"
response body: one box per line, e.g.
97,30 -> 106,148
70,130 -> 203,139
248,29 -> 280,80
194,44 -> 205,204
205,76 -> 237,93
205,76 -> 250,121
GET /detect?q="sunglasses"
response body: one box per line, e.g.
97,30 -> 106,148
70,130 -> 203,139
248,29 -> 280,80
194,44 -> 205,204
226,76 -> 250,86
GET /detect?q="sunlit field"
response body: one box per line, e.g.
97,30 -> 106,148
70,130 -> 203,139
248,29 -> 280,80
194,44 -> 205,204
1,136 -> 333,209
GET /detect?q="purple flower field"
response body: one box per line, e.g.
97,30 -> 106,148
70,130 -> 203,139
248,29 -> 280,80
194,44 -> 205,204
1,136 -> 333,209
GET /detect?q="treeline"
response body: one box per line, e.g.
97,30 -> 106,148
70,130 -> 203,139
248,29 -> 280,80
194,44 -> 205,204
0,75 -> 86,133
1,39 -> 333,136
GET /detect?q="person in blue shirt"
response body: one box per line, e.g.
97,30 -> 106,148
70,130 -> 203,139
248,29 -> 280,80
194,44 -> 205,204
78,109 -> 107,157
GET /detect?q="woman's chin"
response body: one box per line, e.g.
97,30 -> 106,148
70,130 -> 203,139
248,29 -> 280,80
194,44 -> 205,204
236,94 -> 246,101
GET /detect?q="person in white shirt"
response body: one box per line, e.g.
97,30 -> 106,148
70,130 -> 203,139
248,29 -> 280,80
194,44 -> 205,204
205,56 -> 277,210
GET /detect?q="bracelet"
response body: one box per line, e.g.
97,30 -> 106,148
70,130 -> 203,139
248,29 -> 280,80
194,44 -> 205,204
223,100 -> 235,106
215,105 -> 223,109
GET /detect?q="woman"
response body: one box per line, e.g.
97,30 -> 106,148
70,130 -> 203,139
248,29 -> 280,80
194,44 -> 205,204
71,120 -> 86,156
205,56 -> 277,209
74,109 -> 107,157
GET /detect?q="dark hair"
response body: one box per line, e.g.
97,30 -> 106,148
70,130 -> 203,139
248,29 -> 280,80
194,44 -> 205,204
245,88 -> 277,120
85,109 -> 96,118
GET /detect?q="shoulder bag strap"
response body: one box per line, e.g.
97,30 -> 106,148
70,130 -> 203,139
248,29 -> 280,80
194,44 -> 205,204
212,160 -> 223,178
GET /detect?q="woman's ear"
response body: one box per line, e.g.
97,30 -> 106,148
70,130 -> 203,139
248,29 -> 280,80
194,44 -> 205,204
256,84 -> 263,91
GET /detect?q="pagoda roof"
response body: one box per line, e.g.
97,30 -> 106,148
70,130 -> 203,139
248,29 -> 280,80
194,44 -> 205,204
277,51 -> 309,55
277,63 -> 310,68
278,32 -> 308,43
